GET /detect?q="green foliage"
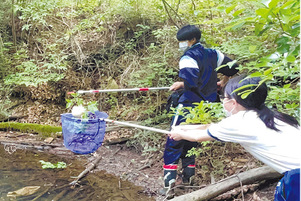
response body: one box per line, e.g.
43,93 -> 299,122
0,42 -> 13,80
127,26 -> 178,88
176,101 -> 225,124
186,141 -> 219,157
39,160 -> 67,169
268,83 -> 300,121
0,122 -> 62,137
126,130 -> 164,156
183,0 -> 300,162
66,93 -> 98,118
66,93 -> 84,109
1,0 -> 68,89
0,93 -> 12,120
186,147 -> 203,158
0,0 -> 12,41
15,0 -> 61,31
4,59 -> 66,87
218,36 -> 270,61
125,24 -> 150,51
103,94 -> 119,111
174,102 -> 225,159
187,141 -> 227,179
220,0 -> 300,120
100,0 -> 168,23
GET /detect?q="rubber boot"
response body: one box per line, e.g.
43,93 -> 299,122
159,164 -> 177,196
182,165 -> 195,185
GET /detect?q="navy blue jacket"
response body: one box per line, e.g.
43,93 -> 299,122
178,43 -> 237,104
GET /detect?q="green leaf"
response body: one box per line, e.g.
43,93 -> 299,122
66,102 -> 73,109
280,0 -> 296,10
268,0 -> 280,9
283,84 -> 291,89
290,22 -> 300,37
249,45 -> 257,53
286,55 -> 296,62
232,8 -> 245,17
256,8 -> 271,19
287,15 -> 300,24
248,72 -> 262,78
259,74 -> 274,84
255,23 -> 264,35
232,85 -> 257,94
225,4 -> 237,14
264,68 -> 273,76
241,91 -> 253,99
225,21 -> 246,30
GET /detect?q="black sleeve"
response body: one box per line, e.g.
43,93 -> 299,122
216,56 -> 239,76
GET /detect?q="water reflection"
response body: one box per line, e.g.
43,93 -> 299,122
0,144 -> 154,201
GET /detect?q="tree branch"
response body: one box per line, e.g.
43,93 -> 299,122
161,0 -> 184,28
170,166 -> 282,201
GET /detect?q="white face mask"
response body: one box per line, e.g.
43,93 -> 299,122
222,99 -> 235,117
179,41 -> 189,52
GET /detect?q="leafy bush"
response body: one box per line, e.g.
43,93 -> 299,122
4,60 -> 66,87
175,101 -> 225,125
224,0 -> 300,120
15,0 -> 61,31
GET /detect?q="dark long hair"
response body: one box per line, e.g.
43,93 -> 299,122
224,75 -> 299,131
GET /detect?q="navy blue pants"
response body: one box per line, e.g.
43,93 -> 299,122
163,104 -> 198,167
274,168 -> 300,201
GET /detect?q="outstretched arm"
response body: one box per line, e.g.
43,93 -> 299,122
169,124 -> 214,142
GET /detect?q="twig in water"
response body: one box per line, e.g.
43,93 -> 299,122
69,154 -> 102,186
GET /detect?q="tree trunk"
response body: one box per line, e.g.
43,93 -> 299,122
170,166 -> 282,201
11,0 -> 17,47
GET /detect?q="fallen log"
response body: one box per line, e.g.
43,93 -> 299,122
170,166 -> 282,201
0,115 -> 28,122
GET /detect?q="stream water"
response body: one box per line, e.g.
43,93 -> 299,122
0,144 -> 154,201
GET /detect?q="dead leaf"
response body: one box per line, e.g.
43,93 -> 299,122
7,186 -> 40,197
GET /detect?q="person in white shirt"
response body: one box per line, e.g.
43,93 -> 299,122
169,75 -> 300,201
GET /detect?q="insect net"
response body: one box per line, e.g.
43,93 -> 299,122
61,111 -> 108,154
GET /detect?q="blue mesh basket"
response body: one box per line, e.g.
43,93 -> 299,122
61,111 -> 108,154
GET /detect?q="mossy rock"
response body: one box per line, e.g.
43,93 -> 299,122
0,122 -> 62,138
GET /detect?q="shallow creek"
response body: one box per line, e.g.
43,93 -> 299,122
0,145 -> 154,201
